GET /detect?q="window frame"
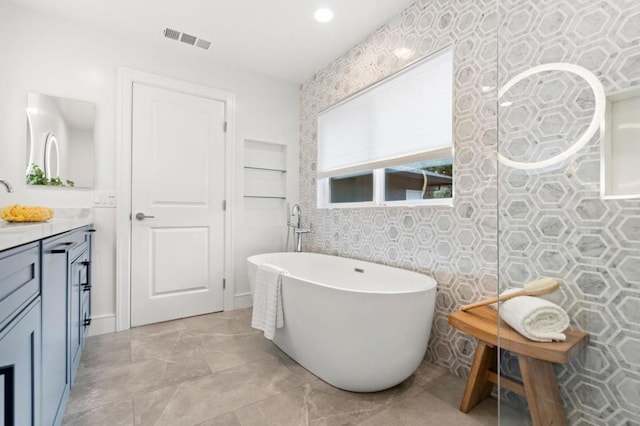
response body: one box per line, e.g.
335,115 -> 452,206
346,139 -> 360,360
317,155 -> 454,209
315,46 -> 455,210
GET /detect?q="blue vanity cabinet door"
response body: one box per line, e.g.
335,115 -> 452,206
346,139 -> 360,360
80,266 -> 91,349
81,228 -> 94,348
0,242 -> 40,424
69,252 -> 85,383
41,233 -> 78,426
71,230 -> 92,378
0,298 -> 42,426
41,226 -> 93,425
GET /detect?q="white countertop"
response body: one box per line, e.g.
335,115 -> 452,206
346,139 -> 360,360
0,208 -> 93,252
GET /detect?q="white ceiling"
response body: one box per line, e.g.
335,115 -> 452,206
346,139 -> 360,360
10,0 -> 416,84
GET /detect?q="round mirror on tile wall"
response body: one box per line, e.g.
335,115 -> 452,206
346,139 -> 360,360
497,63 -> 605,172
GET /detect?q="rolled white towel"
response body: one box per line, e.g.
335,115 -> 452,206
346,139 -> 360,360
498,289 -> 570,342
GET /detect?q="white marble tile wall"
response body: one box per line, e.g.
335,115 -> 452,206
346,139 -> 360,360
497,0 -> 640,423
299,0 -> 499,386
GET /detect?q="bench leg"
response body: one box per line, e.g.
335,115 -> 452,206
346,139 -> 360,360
460,341 -> 497,413
518,355 -> 567,426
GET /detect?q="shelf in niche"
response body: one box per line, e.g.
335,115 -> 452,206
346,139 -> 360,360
244,139 -> 287,200
602,86 -> 640,199
244,139 -> 287,171
244,166 -> 287,173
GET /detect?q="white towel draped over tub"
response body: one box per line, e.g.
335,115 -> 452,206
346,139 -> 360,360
498,289 -> 570,342
251,263 -> 288,340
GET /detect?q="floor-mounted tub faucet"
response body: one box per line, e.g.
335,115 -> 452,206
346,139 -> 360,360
292,204 -> 302,228
290,204 -> 311,252
0,179 -> 13,193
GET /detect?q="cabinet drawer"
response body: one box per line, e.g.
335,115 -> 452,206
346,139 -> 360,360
45,227 -> 90,262
51,240 -> 88,265
0,243 -> 39,331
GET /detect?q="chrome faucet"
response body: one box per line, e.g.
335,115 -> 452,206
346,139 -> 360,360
292,204 -> 302,228
290,204 -> 310,252
0,179 -> 13,193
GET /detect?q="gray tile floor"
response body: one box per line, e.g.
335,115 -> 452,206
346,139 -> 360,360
62,308 -> 506,426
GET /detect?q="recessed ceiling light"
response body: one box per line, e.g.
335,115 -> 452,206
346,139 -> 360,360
314,8 -> 334,23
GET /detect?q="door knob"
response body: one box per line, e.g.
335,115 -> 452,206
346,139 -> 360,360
135,212 -> 155,220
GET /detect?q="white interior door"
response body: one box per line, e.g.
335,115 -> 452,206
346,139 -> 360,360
130,82 -> 226,327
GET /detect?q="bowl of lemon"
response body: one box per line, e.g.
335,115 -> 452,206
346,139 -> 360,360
1,205 -> 54,223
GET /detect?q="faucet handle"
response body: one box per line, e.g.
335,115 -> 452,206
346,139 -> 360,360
0,179 -> 13,193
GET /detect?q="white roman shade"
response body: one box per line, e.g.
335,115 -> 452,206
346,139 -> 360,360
317,46 -> 453,179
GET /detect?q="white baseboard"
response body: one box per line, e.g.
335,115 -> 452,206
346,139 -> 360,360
87,313 -> 116,336
233,292 -> 253,309
94,295 -> 251,334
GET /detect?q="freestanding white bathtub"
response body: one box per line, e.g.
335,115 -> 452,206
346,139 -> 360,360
247,252 -> 437,392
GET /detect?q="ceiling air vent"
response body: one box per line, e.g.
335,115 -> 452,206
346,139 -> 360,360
195,39 -> 212,50
179,33 -> 197,46
163,28 -> 180,41
162,28 -> 211,51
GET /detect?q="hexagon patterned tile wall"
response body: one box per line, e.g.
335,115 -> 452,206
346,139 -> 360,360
498,0 -> 640,424
299,0 -> 640,424
299,0 -> 499,393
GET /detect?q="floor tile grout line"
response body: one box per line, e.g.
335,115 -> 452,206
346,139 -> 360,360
128,395 -> 134,426
198,378 -> 324,426
201,349 -> 278,375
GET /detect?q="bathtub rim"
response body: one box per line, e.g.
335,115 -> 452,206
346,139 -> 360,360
247,251 -> 437,296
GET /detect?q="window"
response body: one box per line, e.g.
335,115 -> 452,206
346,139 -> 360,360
384,157 -> 453,202
316,46 -> 454,208
330,172 -> 373,203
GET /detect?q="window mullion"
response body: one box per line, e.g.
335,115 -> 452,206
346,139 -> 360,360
373,168 -> 385,206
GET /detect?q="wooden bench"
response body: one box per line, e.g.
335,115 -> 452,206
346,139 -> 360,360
448,306 -> 589,426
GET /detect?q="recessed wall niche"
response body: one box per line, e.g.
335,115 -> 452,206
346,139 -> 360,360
242,139 -> 288,254
602,86 -> 640,199
243,139 -> 287,199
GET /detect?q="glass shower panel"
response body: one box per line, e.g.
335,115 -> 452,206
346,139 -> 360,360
497,1 -> 640,424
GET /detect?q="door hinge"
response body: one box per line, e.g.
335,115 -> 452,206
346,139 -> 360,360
223,278 -> 226,290
223,121 -> 228,133
222,200 -> 227,211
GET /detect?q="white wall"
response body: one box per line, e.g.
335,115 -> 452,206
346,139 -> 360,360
0,2 -> 299,333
